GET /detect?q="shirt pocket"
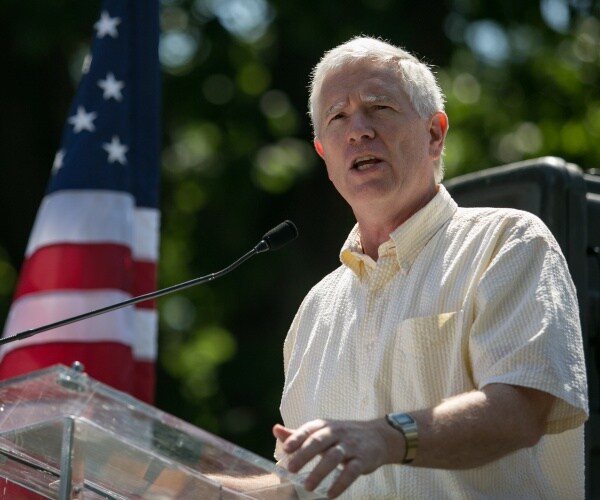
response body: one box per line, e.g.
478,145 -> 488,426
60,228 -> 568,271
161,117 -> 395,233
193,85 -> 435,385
399,312 -> 462,357
388,311 -> 474,409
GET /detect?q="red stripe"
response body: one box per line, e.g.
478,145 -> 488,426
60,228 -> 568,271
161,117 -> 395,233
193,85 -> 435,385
134,260 -> 157,309
14,244 -> 157,309
0,342 -> 153,403
15,243 -> 133,298
133,360 -> 156,404
0,480 -> 42,499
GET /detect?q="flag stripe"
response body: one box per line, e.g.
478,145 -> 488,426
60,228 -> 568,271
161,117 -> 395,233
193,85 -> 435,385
134,207 -> 161,260
14,243 -> 157,308
133,260 -> 157,308
3,290 -> 133,342
0,343 -> 136,394
134,308 -> 158,359
15,243 -> 133,297
25,190 -> 159,260
1,292 -> 158,359
133,360 -> 156,404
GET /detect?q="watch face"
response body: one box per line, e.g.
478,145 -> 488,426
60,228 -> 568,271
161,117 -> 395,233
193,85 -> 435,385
389,413 -> 415,426
390,413 -> 415,424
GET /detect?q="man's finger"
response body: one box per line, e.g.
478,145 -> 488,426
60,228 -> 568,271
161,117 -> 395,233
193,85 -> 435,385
272,423 -> 293,442
327,458 -> 363,498
303,443 -> 347,491
287,428 -> 343,473
283,419 -> 328,453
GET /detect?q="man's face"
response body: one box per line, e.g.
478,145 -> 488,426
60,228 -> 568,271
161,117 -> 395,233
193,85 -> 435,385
314,60 -> 446,219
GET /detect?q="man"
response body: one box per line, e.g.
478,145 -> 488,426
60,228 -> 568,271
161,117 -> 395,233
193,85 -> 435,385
272,36 -> 588,499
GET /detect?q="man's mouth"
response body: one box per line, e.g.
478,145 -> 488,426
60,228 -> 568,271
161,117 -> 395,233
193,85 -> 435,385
352,156 -> 380,171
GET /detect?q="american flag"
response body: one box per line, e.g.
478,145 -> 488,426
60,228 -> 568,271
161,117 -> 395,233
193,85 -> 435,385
0,0 -> 161,404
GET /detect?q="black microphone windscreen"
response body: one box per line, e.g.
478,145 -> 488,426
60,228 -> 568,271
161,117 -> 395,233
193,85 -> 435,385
262,220 -> 299,251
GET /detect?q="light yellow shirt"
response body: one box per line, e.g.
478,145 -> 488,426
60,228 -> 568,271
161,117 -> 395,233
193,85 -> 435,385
277,185 -> 588,499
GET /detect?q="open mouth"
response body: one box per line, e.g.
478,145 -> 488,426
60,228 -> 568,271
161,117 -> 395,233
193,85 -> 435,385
352,156 -> 381,171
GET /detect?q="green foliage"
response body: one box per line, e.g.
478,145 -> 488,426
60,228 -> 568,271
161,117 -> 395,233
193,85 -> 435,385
441,1 -> 600,177
1,0 -> 599,461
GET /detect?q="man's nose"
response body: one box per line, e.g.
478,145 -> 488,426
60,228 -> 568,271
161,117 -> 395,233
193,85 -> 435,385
348,112 -> 375,142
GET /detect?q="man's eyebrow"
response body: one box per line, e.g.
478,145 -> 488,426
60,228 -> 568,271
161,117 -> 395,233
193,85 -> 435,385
364,94 -> 392,104
324,101 -> 346,117
323,94 -> 395,119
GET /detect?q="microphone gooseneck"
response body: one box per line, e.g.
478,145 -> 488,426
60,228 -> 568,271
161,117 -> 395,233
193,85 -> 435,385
0,220 -> 299,346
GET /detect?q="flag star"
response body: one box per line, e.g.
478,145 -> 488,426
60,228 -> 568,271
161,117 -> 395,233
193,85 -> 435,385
94,11 -> 121,39
68,106 -> 97,133
103,136 -> 128,165
52,149 -> 65,174
98,72 -> 125,101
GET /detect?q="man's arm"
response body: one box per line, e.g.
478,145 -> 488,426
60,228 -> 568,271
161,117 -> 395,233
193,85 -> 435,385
273,383 -> 555,499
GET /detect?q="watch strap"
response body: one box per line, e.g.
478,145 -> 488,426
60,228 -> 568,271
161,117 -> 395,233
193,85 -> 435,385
385,412 -> 418,464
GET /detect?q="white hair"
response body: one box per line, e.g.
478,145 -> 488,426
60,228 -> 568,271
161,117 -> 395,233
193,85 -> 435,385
309,36 -> 447,181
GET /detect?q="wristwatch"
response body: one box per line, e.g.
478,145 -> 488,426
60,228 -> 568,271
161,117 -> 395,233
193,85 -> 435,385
385,412 -> 418,464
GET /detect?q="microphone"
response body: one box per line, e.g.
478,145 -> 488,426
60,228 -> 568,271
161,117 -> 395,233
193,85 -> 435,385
0,220 -> 299,346
253,220 -> 299,253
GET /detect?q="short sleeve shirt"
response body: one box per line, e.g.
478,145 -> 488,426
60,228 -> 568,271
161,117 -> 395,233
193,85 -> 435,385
277,185 -> 588,499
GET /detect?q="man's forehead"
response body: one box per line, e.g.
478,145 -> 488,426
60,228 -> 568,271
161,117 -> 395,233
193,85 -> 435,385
321,61 -> 399,92
320,69 -> 401,110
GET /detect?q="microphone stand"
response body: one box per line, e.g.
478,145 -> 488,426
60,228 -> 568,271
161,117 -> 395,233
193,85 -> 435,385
0,220 -> 298,346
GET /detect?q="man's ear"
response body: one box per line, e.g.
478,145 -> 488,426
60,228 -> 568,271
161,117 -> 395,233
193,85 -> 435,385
314,138 -> 325,159
429,112 -> 448,160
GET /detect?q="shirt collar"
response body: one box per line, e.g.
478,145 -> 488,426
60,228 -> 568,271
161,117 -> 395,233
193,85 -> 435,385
340,185 -> 458,280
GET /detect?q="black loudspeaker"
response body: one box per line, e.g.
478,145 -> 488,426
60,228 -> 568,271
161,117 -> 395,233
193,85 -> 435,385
445,156 -> 600,498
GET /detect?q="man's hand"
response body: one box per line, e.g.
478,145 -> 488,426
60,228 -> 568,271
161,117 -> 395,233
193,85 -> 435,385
273,384 -> 556,498
273,417 -> 404,498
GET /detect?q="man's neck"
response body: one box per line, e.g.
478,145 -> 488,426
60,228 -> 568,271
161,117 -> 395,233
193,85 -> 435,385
355,185 -> 438,260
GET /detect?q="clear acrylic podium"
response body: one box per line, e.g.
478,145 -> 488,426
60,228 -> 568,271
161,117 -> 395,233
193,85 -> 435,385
0,364 -> 325,499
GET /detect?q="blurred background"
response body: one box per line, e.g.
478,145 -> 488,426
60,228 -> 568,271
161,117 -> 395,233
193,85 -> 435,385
0,0 -> 599,460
